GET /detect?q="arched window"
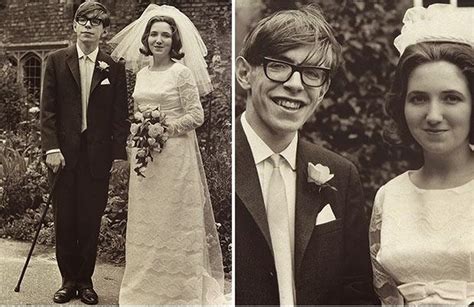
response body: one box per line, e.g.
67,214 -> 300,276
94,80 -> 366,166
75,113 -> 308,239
22,54 -> 42,100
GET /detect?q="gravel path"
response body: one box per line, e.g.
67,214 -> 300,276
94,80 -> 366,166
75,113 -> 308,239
0,239 -> 123,305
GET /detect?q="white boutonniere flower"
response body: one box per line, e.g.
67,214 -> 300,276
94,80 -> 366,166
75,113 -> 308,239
307,162 -> 337,192
96,60 -> 110,73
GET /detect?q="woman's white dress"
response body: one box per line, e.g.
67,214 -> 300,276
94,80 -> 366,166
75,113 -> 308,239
370,171 -> 474,305
119,62 -> 225,305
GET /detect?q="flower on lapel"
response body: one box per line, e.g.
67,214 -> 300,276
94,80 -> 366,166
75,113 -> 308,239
96,60 -> 110,73
308,162 -> 337,192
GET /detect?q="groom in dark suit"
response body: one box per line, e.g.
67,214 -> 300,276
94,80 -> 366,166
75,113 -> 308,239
235,5 -> 378,305
40,2 -> 128,304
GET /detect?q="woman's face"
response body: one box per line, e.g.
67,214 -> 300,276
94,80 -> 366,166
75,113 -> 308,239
404,61 -> 472,155
147,21 -> 173,58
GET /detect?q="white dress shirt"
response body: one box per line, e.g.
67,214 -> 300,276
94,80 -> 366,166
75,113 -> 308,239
77,43 -> 98,132
240,111 -> 298,261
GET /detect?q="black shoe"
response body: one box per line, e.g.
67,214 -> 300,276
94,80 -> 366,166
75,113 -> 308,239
78,287 -> 98,305
53,286 -> 77,304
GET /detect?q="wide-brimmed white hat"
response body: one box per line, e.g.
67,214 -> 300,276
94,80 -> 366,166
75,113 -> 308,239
394,4 -> 474,55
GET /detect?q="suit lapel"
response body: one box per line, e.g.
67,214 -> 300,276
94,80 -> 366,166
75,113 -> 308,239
294,140 -> 324,275
66,45 -> 80,89
235,117 -> 273,252
90,49 -> 106,95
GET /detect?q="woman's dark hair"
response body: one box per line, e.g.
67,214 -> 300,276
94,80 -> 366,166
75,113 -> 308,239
385,42 -> 474,145
139,16 -> 184,60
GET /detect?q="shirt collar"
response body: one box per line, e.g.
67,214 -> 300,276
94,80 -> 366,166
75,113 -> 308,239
76,43 -> 99,63
241,111 -> 297,170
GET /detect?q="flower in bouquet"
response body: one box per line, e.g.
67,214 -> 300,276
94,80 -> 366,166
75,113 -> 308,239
128,105 -> 168,177
151,109 -> 161,118
133,112 -> 144,122
130,123 -> 139,135
148,123 -> 165,138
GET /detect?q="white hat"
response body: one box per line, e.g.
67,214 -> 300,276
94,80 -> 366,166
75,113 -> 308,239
394,4 -> 474,55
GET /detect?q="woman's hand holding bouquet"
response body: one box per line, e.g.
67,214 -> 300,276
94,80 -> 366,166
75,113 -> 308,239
128,105 -> 169,177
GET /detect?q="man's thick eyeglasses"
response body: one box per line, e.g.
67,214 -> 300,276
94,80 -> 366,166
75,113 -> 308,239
76,16 -> 103,27
262,57 -> 330,87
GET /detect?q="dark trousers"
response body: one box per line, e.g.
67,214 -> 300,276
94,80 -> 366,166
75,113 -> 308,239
51,131 -> 110,289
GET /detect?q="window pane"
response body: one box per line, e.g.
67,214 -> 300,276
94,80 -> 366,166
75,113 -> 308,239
23,56 -> 42,100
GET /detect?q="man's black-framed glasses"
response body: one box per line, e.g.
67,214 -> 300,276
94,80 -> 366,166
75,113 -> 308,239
262,57 -> 330,88
76,16 -> 103,27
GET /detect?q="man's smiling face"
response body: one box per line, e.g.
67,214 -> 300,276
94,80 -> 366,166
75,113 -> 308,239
245,44 -> 330,139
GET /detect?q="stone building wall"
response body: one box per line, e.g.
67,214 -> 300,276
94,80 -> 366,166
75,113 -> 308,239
0,0 -> 230,46
0,0 -> 231,95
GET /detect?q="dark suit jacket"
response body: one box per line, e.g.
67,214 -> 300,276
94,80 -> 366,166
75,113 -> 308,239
40,45 -> 129,178
235,117 -> 377,305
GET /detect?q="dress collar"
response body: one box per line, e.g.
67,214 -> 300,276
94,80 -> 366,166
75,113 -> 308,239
76,43 -> 99,62
241,111 -> 297,170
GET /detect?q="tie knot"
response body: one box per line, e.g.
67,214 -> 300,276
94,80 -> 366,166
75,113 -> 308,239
269,153 -> 283,169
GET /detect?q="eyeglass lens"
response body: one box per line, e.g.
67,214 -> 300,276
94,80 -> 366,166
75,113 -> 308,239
76,16 -> 102,26
264,59 -> 328,87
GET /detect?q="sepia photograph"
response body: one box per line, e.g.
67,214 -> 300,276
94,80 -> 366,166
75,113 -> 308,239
235,0 -> 473,305
0,0 -> 473,305
0,0 -> 231,305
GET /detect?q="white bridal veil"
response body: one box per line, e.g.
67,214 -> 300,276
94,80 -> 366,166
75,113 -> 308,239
109,4 -> 226,304
108,4 -> 213,96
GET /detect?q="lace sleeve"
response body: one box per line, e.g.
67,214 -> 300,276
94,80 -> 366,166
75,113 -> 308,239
167,66 -> 204,136
369,186 -> 404,306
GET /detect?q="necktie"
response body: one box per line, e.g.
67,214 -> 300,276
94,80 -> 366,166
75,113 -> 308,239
81,55 -> 91,132
267,154 -> 295,305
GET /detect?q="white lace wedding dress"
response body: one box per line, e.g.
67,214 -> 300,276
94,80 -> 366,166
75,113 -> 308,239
119,62 -> 225,305
369,171 -> 474,305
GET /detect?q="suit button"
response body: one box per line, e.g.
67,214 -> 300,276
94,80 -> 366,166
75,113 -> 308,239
269,272 -> 274,277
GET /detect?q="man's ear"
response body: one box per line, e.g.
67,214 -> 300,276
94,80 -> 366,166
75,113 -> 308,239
315,80 -> 331,105
236,56 -> 253,91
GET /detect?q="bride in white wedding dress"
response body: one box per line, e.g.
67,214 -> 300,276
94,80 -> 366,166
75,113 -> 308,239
109,5 -> 226,305
369,4 -> 474,305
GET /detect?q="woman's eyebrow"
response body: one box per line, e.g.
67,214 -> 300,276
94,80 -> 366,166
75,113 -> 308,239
407,90 -> 466,96
149,30 -> 172,34
441,90 -> 465,96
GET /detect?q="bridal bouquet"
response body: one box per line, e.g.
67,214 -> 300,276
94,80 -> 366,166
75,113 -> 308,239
128,105 -> 169,177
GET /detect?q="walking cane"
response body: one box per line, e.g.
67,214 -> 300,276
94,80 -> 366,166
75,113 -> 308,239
14,168 -> 61,292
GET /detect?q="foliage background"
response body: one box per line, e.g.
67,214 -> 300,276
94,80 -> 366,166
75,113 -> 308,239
235,0 -> 422,216
0,5 -> 232,276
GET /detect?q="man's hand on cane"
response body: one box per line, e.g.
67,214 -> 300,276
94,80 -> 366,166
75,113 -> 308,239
46,152 -> 65,173
110,159 -> 129,174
